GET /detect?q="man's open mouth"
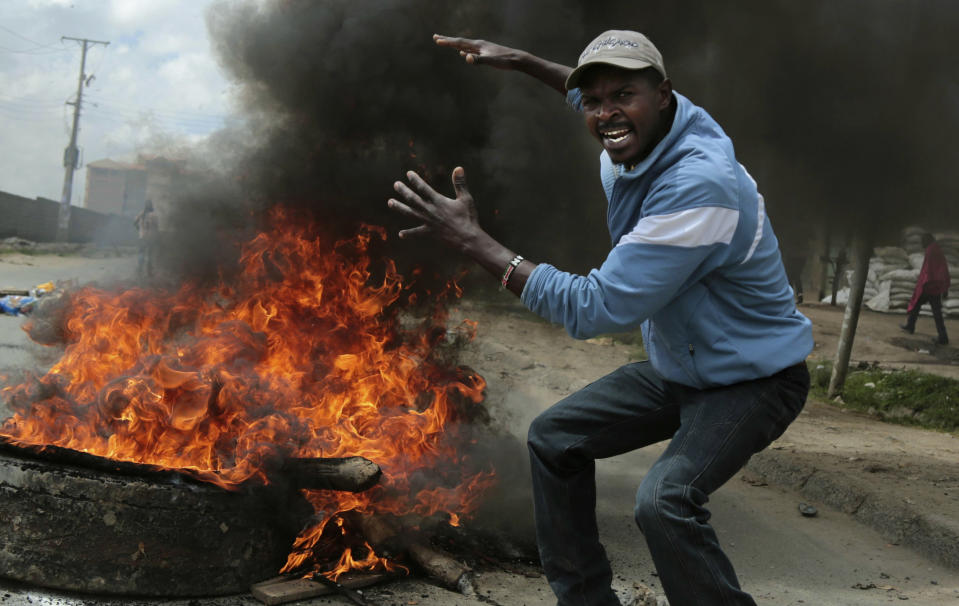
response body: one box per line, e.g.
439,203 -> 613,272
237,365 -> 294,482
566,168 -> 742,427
601,126 -> 633,145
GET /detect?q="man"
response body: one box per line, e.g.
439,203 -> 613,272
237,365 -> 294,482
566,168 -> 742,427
388,31 -> 813,606
134,199 -> 159,278
901,232 -> 950,345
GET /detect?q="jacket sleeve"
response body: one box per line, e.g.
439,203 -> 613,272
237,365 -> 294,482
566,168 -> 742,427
521,178 -> 739,339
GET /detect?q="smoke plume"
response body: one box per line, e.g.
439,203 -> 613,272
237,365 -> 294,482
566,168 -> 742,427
149,0 -> 610,286
160,0 -> 959,282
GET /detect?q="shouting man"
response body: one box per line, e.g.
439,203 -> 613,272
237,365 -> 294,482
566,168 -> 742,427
388,31 -> 813,606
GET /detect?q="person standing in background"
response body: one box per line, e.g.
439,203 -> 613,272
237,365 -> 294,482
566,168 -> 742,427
134,199 -> 159,278
902,232 -> 950,345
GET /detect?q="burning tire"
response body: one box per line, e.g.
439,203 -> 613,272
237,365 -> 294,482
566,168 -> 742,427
0,441 -> 310,597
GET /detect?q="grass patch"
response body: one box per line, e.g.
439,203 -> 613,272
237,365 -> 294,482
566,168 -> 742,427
0,243 -> 134,258
0,247 -> 49,256
808,359 -> 959,433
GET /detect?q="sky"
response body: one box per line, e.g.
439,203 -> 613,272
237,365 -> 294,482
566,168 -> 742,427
0,0 -> 236,203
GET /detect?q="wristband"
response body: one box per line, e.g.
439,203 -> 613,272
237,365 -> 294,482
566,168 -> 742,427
500,255 -> 524,290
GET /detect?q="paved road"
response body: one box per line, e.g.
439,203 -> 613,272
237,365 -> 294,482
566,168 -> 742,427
0,253 -> 136,373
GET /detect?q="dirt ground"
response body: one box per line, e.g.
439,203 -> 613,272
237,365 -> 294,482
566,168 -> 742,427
801,301 -> 959,376
448,298 -> 959,571
1,255 -> 958,604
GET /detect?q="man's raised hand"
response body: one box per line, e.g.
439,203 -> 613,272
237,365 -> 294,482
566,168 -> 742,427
433,34 -> 519,70
434,33 -> 571,95
388,167 -> 482,253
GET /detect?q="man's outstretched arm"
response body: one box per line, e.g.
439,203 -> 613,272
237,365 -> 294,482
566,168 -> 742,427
433,34 -> 571,96
388,167 -> 535,297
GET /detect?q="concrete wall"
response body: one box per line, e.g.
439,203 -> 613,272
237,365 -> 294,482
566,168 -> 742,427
0,190 -> 137,245
0,192 -> 59,242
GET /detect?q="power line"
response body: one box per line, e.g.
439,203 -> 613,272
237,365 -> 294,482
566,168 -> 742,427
0,100 -> 61,113
84,98 -> 231,132
0,24 -> 69,53
0,106 -> 63,123
0,93 -> 228,121
85,95 -> 229,122
0,95 -> 70,110
0,44 -> 71,55
85,42 -> 109,79
0,94 -> 232,132
0,24 -> 61,48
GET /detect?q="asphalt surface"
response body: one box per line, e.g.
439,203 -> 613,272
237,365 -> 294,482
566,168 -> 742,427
0,251 -> 137,371
0,253 -> 957,605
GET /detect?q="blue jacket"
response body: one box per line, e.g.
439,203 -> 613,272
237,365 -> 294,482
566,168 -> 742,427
521,91 -> 813,388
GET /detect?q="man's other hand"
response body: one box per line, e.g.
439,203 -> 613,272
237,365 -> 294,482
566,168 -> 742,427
388,167 -> 482,253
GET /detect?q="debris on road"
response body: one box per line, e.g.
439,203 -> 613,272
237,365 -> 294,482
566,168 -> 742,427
0,281 -> 56,316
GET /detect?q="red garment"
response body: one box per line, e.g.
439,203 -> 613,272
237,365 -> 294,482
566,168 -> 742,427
907,242 -> 951,311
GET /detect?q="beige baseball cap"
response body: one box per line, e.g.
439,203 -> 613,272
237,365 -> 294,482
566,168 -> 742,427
565,30 -> 667,90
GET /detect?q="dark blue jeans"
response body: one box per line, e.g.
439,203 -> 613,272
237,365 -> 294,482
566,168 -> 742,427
527,361 -> 809,606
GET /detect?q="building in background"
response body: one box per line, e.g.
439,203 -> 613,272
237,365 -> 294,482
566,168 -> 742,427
83,159 -> 147,216
82,156 -> 178,226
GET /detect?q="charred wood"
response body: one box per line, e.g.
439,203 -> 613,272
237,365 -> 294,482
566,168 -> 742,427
354,513 -> 478,596
250,572 -> 389,606
408,540 -> 478,596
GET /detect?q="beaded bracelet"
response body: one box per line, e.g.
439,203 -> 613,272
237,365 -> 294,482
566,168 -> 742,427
500,255 -> 524,290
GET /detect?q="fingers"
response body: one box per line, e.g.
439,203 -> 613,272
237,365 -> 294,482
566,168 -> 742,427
398,225 -> 431,239
388,186 -> 431,240
388,192 -> 431,240
387,198 -> 425,221
434,34 -> 474,49
404,170 -> 443,202
388,168 -> 471,241
392,175 -> 430,212
435,34 -> 483,64
451,166 -> 469,198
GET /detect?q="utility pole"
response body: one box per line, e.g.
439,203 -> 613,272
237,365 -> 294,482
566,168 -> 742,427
57,36 -> 109,242
827,233 -> 873,399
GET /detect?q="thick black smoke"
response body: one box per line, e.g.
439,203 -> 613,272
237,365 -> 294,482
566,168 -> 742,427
164,0 -> 959,281
159,0 -> 602,287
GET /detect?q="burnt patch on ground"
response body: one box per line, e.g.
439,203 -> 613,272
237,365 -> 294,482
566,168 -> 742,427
890,336 -> 959,363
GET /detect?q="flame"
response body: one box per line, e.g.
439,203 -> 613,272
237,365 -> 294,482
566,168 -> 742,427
0,207 -> 494,577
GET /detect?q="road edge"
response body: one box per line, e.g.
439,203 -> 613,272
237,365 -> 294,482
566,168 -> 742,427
744,449 -> 959,571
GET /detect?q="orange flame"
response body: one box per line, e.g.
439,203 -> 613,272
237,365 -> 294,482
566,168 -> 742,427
0,207 -> 494,577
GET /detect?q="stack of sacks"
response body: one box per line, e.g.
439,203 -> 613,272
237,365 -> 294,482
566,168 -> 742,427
824,227 -> 959,315
862,246 -> 915,312
902,226 -> 927,255
860,227 -> 959,315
